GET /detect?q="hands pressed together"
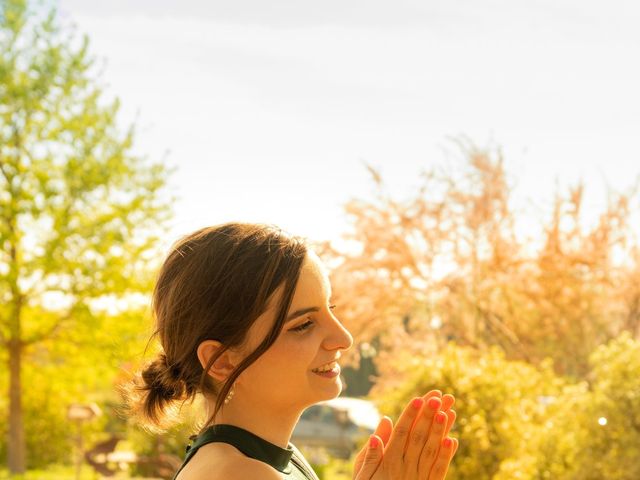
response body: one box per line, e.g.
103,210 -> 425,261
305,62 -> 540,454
352,390 -> 458,480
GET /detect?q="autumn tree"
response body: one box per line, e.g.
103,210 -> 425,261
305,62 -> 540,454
320,137 -> 639,378
523,182 -> 638,377
0,1 -> 173,473
318,138 -> 523,368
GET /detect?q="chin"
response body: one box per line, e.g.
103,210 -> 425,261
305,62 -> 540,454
304,390 -> 340,411
306,371 -> 344,402
320,379 -> 343,399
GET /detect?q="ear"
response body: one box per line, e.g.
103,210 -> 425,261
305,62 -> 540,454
197,340 -> 239,382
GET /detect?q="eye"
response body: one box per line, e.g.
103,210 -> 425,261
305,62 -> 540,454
291,319 -> 314,332
290,305 -> 337,333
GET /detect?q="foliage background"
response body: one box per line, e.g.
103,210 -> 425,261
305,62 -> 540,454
1,1 -> 639,479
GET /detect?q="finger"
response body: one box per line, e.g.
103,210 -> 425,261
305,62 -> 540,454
440,394 -> 455,411
353,443 -> 367,476
452,438 -> 459,457
354,435 -> 383,480
415,390 -> 442,428
417,410 -> 447,475
444,409 -> 457,438
428,437 -> 456,480
354,416 -> 393,475
376,416 -> 393,447
421,390 -> 442,402
382,397 -> 424,474
403,396 -> 442,475
404,394 -> 441,453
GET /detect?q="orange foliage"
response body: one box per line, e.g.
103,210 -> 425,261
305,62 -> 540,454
316,138 -> 640,379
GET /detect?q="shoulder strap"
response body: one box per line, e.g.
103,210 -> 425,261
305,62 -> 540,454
170,435 -> 201,480
289,444 -> 320,480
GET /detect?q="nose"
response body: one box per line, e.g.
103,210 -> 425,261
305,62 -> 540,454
322,315 -> 354,352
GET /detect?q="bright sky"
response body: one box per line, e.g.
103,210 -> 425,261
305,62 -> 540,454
54,0 -> 640,251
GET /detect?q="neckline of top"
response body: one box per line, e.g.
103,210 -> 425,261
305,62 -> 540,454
186,423 -> 294,474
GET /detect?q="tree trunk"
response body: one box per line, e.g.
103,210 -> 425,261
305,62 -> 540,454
7,336 -> 25,474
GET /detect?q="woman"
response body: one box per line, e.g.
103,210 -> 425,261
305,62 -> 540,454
122,222 -> 458,479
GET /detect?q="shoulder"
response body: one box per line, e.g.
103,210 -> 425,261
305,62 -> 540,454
176,443 -> 283,480
221,457 -> 284,479
179,458 -> 282,480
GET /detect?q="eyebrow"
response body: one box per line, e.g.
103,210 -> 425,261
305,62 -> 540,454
286,306 -> 321,322
285,282 -> 333,323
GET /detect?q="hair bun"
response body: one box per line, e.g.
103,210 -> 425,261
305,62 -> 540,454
141,353 -> 184,401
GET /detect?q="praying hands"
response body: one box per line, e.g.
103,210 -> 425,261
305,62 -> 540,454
353,390 -> 458,480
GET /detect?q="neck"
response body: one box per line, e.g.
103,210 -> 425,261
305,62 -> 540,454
206,393 -> 304,449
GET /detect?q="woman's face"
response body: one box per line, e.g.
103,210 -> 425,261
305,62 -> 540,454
236,250 -> 353,411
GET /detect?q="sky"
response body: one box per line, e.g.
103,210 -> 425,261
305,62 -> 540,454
53,0 -> 640,252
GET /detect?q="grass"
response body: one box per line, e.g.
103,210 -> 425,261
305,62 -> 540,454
0,464 -> 153,480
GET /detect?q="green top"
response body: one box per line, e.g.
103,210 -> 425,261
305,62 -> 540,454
171,424 -> 319,480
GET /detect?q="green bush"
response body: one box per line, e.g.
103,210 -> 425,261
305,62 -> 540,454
520,332 -> 640,480
371,341 -> 568,479
373,334 -> 640,479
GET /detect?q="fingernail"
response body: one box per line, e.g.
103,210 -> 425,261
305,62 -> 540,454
436,412 -> 446,424
443,438 -> 453,448
370,436 -> 379,448
412,398 -> 424,409
428,398 -> 441,410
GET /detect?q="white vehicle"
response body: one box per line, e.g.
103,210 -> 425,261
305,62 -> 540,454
292,397 -> 381,459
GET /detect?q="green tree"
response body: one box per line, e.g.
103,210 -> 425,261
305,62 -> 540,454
0,0 -> 173,474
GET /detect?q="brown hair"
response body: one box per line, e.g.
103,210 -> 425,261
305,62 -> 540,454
119,222 -> 308,435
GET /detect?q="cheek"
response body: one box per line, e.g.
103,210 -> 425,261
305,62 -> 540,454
237,330 -> 323,386
259,336 -> 318,374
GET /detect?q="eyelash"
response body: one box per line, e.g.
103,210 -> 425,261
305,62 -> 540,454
290,304 -> 337,332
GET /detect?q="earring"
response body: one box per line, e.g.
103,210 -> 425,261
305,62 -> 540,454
224,383 -> 235,404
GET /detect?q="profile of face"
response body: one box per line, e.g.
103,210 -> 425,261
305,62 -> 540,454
200,249 -> 354,414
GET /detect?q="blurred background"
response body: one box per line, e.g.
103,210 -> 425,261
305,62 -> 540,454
1,0 -> 639,478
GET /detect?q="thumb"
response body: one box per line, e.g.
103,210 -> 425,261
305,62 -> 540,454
354,417 -> 390,476
354,435 -> 383,480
